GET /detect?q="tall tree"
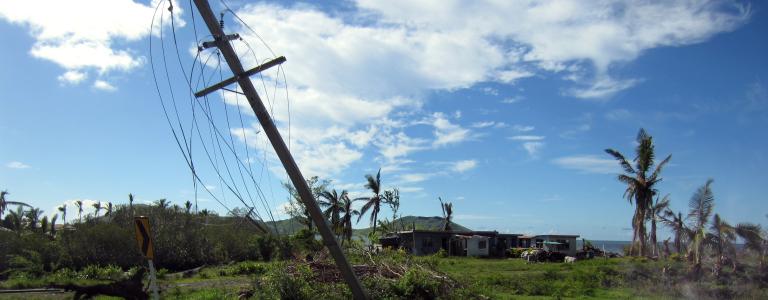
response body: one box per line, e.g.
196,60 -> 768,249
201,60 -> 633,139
75,200 -> 84,223
92,201 -> 102,218
57,204 -> 67,224
661,209 -> 688,255
8,206 -> 24,234
357,169 -> 383,234
736,223 -> 766,268
340,195 -> 359,244
128,193 -> 135,215
0,190 -> 30,218
707,213 -> 736,275
105,202 -> 113,216
50,214 -> 58,236
688,179 -> 715,271
383,188 -> 401,231
154,199 -> 169,209
648,195 -> 670,257
40,215 -> 49,234
319,189 -> 346,236
283,176 -> 329,231
606,128 -> 671,256
26,207 -> 44,230
439,197 -> 454,231
184,200 -> 193,214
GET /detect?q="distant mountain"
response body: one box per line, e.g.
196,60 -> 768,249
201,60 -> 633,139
354,215 -> 471,237
263,215 -> 471,236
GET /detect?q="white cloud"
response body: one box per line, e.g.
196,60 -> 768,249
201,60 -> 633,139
188,0 -> 747,187
6,161 -> 30,169
356,0 -> 749,98
509,135 -> 545,141
552,155 -> 619,174
93,80 -> 116,91
522,142 -> 544,157
471,121 -> 494,128
430,112 -> 471,147
399,173 -> 432,183
57,70 -> 87,84
0,0 -> 182,83
501,96 -> 523,104
512,125 -> 535,132
451,160 -> 477,173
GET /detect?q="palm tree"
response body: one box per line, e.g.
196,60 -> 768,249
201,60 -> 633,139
105,202 -> 113,216
0,190 -> 30,218
50,214 -> 58,236
661,209 -> 688,255
128,193 -> 135,215
40,216 -> 49,234
736,223 -> 766,268
319,189 -> 346,236
75,200 -> 84,223
688,179 -> 715,271
357,169 -> 383,234
648,195 -> 670,257
605,128 -> 671,256
707,214 -> 736,274
200,209 -> 212,224
340,196 -> 359,244
439,197 -> 454,231
92,201 -> 102,218
58,204 -> 67,224
8,206 -> 24,234
26,207 -> 44,230
184,200 -> 193,214
154,198 -> 169,209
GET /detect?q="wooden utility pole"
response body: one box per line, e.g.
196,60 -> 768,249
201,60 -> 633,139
190,1 -> 369,299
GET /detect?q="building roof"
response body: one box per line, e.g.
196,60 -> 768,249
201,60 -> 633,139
534,234 -> 580,238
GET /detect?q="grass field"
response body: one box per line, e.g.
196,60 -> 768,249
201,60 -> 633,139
1,255 -> 765,299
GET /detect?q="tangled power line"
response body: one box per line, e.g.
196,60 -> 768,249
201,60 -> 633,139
149,0 -> 292,234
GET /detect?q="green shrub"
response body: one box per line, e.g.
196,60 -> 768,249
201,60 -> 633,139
396,268 -> 442,299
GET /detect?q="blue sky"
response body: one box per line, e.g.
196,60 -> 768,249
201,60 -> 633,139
1,0 -> 766,240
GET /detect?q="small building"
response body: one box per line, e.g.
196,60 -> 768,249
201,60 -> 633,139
379,230 -> 520,257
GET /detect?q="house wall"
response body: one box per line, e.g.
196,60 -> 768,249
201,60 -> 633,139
466,236 -> 490,257
537,236 -> 578,256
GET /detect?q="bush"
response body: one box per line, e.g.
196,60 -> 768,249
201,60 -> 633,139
396,268 -> 442,299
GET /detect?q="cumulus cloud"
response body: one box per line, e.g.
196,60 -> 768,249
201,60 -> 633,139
0,0 -> 182,83
356,0 -> 749,98
451,160 -> 477,173
552,155 -> 619,174
57,70 -> 87,84
512,125 -> 535,132
93,80 -> 116,91
429,112 -> 471,147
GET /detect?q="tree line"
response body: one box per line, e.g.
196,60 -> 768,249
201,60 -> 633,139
606,128 -> 767,277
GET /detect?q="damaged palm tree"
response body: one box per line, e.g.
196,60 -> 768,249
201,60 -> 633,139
606,128 -> 671,257
439,197 -> 453,231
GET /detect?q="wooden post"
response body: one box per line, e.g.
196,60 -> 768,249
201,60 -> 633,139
190,1 -> 369,298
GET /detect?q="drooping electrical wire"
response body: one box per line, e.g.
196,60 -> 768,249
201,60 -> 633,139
149,0 -> 294,234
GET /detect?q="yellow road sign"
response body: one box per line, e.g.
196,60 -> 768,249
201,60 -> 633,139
133,216 -> 154,259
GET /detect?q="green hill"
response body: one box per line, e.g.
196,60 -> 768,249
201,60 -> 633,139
263,215 -> 471,236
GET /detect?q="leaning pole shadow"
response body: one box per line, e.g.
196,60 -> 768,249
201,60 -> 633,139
189,1 -> 370,298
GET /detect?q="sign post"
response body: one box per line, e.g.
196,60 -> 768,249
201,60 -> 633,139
134,216 -> 159,300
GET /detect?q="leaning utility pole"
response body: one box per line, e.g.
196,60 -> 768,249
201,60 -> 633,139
190,1 -> 369,299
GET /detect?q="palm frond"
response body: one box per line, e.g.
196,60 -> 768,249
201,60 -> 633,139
688,179 -> 715,228
736,223 -> 764,252
605,149 -> 636,174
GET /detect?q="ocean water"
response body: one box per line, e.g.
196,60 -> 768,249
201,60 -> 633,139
576,240 -> 631,254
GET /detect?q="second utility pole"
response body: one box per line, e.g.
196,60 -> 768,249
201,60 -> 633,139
190,0 -> 369,299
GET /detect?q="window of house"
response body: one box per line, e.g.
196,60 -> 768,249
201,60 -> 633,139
479,240 -> 487,249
